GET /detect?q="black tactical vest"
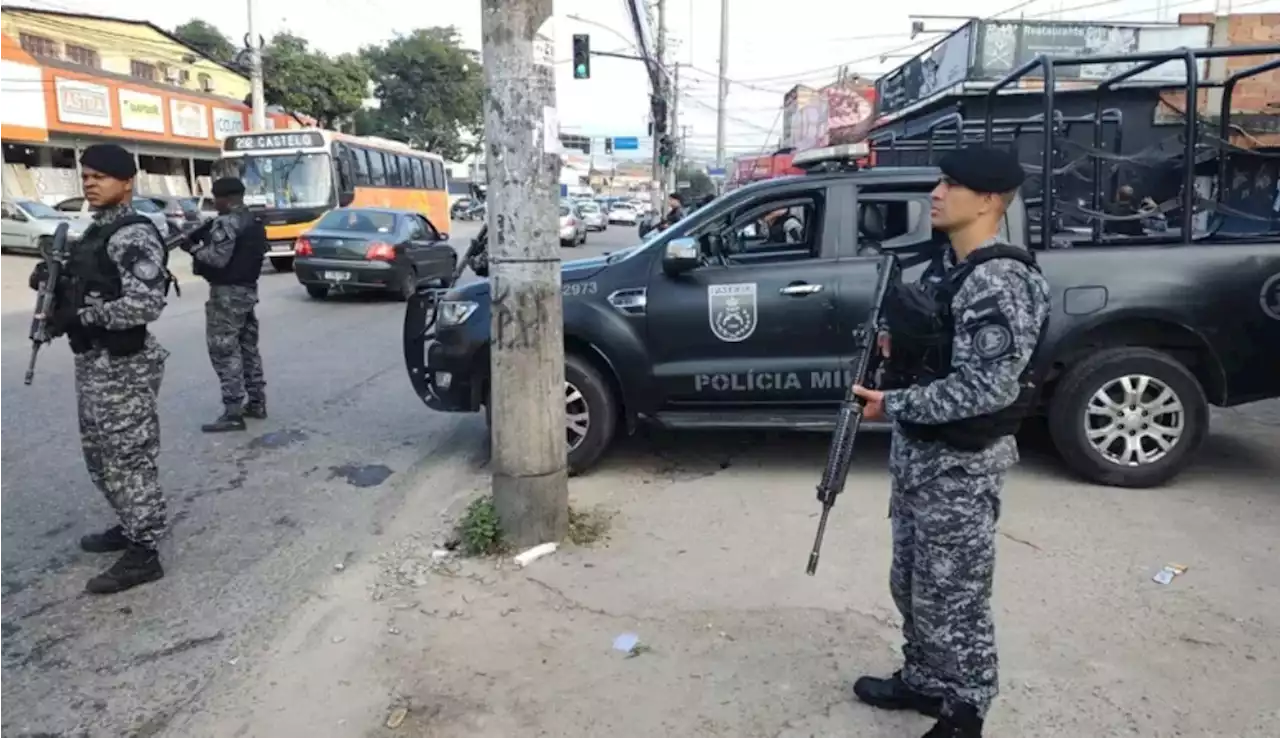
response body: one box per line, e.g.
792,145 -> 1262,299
65,214 -> 166,356
883,244 -> 1048,451
193,212 -> 267,286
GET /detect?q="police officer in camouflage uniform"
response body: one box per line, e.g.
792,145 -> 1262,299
178,176 -> 268,432
851,147 -> 1052,737
29,143 -> 172,595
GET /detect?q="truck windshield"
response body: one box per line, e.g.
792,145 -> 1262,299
215,153 -> 334,210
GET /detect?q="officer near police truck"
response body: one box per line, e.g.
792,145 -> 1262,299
28,143 -> 172,595
177,176 -> 269,433
849,147 -> 1052,738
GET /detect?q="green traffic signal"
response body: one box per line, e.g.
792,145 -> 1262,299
575,63 -> 587,79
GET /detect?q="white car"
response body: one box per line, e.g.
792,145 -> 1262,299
53,196 -> 172,237
559,203 -> 587,246
577,201 -> 607,231
2,198 -> 88,254
608,202 -> 638,225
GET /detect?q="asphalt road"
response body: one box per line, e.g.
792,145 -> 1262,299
0,218 -> 640,736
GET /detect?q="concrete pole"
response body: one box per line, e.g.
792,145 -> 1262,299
653,0 -> 667,216
667,62 -> 679,196
480,0 -> 568,548
247,0 -> 267,130
715,0 -> 728,169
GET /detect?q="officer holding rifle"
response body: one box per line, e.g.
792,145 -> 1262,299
849,147 -> 1051,738
28,143 -> 172,595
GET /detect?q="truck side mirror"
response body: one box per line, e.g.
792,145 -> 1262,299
662,237 -> 700,277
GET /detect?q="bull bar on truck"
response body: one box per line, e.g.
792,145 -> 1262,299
865,43 -> 1280,247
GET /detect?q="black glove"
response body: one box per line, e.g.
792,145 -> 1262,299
48,304 -> 82,337
29,261 -> 48,291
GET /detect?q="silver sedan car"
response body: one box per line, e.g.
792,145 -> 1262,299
577,200 -> 607,231
1,197 -> 88,255
559,202 -> 587,246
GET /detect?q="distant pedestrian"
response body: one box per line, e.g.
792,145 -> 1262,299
850,147 -> 1051,737
28,143 -> 172,594
177,176 -> 268,432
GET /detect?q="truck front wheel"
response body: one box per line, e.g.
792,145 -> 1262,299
566,353 -> 618,475
1048,347 -> 1208,488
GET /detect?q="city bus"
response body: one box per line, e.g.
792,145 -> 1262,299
214,129 -> 451,272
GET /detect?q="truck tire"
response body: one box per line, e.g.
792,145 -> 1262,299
1048,347 -> 1208,488
566,353 -> 617,475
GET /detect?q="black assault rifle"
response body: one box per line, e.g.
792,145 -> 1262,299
25,222 -> 71,385
806,253 -> 900,576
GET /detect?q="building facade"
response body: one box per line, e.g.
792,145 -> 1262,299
1,6 -> 305,204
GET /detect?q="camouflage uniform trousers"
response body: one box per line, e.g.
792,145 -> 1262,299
889,466 -> 1002,718
74,338 -> 170,548
205,284 -> 265,408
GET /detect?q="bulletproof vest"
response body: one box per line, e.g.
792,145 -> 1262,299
883,244 -> 1048,451
193,211 -> 267,286
64,214 -> 165,356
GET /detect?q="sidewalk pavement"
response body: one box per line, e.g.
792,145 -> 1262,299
176,424 -> 1280,738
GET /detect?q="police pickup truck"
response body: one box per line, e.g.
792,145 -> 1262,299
404,165 -> 1280,488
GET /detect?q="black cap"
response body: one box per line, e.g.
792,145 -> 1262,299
79,144 -> 136,181
668,192 -> 684,205
939,147 -> 1025,194
211,177 -> 246,197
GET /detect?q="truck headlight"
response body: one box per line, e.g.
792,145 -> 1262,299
437,300 -> 478,327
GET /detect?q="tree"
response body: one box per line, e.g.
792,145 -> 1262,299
173,19 -> 236,66
261,33 -> 369,128
358,28 -> 484,161
676,168 -> 715,199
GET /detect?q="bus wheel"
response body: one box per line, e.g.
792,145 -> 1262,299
270,256 -> 294,273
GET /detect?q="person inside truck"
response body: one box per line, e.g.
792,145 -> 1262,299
1104,185 -> 1146,236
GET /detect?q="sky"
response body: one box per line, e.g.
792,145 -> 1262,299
18,0 -> 1280,163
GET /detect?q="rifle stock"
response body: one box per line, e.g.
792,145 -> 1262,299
805,253 -> 900,576
25,222 -> 71,385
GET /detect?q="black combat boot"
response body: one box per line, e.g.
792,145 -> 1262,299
243,399 -> 268,420
85,544 -> 164,594
201,407 -> 246,433
922,703 -> 984,738
853,671 -> 942,717
80,524 -> 130,553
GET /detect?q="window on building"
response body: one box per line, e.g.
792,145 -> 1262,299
19,33 -> 58,59
64,44 -> 99,68
197,73 -> 215,92
130,60 -> 158,82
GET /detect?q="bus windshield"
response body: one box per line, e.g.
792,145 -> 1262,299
216,153 -> 334,209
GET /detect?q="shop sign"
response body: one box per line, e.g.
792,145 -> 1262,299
55,77 -> 111,127
876,23 -> 974,117
974,21 -> 1139,81
212,108 -> 247,140
118,89 -> 165,134
169,99 -> 209,139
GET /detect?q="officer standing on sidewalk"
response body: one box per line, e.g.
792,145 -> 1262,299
178,176 -> 268,432
29,143 -> 172,594
849,147 -> 1051,738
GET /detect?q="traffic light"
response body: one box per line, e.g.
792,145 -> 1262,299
658,135 -> 674,167
605,137 -> 613,154
572,34 -> 590,79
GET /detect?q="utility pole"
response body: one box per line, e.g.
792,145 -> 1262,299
667,62 -> 679,197
715,0 -> 728,169
480,0 -> 568,547
652,0 -> 668,216
246,0 -> 266,130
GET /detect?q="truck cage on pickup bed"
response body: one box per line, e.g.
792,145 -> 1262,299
864,43 -> 1280,248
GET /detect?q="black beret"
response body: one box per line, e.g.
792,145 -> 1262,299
211,177 -> 246,197
939,147 -> 1025,194
79,144 -> 136,181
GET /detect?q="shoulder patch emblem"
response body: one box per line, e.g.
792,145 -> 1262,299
973,323 -> 1013,360
132,259 -> 161,282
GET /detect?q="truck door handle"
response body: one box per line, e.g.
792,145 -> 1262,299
780,283 -> 823,296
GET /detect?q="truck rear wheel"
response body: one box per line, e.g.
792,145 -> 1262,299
566,353 -> 617,475
1048,347 -> 1208,488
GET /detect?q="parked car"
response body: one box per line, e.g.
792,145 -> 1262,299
293,207 -> 457,301
608,202 -> 638,225
560,202 -> 588,246
140,194 -> 205,235
577,201 -> 607,231
1,197 -> 88,255
53,196 -> 172,236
